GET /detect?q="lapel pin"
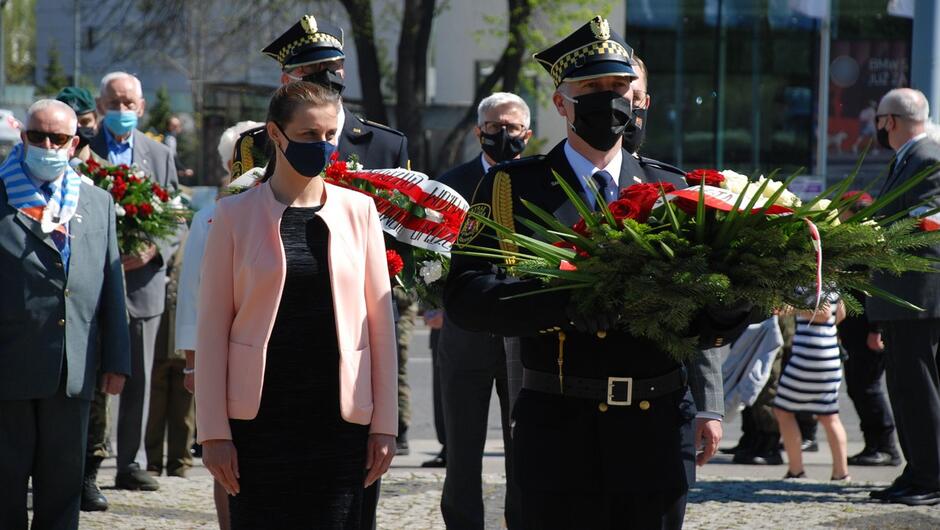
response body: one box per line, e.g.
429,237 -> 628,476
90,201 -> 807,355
353,127 -> 362,134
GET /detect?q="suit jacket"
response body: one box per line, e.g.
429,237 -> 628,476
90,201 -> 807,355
229,106 -> 410,179
436,156 -> 507,368
194,181 -> 398,442
89,128 -> 181,318
0,179 -> 131,400
867,137 -> 940,321
445,141 -> 746,409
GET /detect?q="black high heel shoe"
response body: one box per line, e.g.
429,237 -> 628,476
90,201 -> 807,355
784,470 -> 806,479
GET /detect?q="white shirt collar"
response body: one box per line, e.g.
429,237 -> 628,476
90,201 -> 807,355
896,132 -> 928,163
480,152 -> 493,174
562,141 -> 623,209
332,106 -> 347,147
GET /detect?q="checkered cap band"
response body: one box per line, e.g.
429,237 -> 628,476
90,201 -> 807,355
276,33 -> 343,65
550,40 -> 632,86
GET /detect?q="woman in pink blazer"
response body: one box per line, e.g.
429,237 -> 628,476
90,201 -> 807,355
195,81 -> 397,529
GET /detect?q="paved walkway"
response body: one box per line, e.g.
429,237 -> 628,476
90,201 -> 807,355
74,438 -> 940,530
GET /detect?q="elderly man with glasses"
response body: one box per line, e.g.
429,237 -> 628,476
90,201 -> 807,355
435,91 -> 533,530
0,99 -> 130,529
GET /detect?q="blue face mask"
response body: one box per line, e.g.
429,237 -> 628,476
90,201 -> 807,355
275,123 -> 337,178
23,145 -> 71,182
104,110 -> 138,136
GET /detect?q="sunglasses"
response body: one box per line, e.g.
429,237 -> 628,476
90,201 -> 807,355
26,130 -> 74,147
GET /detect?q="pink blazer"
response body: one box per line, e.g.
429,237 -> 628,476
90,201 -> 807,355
194,181 -> 397,443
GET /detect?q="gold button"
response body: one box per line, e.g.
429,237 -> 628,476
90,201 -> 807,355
58,319 -> 66,327
552,326 -> 561,331
639,400 -> 650,410
64,288 -> 71,297
715,338 -> 724,346
55,262 -> 63,269
598,403 -> 608,412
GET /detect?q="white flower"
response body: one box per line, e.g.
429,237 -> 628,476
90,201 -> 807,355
418,260 -> 444,285
720,170 -> 749,194
151,198 -> 164,213
776,189 -> 802,208
808,198 -> 839,225
115,204 -> 126,217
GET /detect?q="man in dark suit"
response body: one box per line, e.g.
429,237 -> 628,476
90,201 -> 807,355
436,92 -> 533,529
89,72 -> 181,493
867,87 -> 940,506
0,99 -> 130,529
445,17 -> 754,528
230,16 -> 410,528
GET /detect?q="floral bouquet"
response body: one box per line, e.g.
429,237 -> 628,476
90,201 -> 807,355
461,161 -> 940,359
324,153 -> 466,308
78,158 -> 189,255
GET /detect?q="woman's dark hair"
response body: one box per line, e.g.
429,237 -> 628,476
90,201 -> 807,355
262,81 -> 341,181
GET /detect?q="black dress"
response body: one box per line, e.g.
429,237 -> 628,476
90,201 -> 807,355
228,206 -> 369,530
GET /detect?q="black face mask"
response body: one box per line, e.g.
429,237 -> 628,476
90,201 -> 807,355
622,107 -> 647,154
480,128 -> 526,163
302,69 -> 346,95
876,126 -> 892,151
564,90 -> 631,151
76,126 -> 96,151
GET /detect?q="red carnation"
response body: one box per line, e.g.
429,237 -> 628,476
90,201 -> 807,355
124,204 -> 138,216
618,182 -> 676,223
325,160 -> 348,181
114,170 -> 126,180
386,249 -> 404,277
151,183 -> 169,202
685,169 -> 725,187
97,168 -> 108,178
139,203 -> 154,217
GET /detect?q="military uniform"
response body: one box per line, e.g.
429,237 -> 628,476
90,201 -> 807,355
444,17 -> 753,529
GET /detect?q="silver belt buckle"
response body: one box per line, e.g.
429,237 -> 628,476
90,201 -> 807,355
606,377 -> 633,406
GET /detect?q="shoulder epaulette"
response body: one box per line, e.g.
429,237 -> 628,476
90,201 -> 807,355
490,154 -> 547,173
237,125 -> 266,140
360,118 -> 406,137
637,155 -> 685,177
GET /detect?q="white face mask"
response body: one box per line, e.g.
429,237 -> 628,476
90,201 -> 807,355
24,145 -> 71,182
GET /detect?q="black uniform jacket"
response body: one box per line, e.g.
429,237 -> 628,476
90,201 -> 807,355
230,106 -> 409,177
444,140 -> 753,381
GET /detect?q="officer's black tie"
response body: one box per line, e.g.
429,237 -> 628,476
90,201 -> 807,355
591,170 -> 617,210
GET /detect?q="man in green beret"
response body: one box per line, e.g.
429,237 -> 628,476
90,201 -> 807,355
56,86 -> 98,163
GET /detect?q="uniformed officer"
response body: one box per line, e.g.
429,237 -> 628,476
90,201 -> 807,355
444,17 -> 754,528
232,16 -> 412,529
230,15 -> 409,179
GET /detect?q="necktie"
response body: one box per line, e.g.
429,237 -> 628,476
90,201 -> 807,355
40,182 -> 67,252
591,170 -> 617,209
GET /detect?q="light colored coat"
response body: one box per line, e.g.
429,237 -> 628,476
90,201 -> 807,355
194,180 -> 397,443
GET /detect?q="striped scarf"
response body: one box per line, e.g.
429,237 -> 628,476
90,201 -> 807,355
0,143 -> 81,234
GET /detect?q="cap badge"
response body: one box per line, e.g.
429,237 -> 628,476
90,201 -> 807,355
301,15 -> 318,34
591,16 -> 610,41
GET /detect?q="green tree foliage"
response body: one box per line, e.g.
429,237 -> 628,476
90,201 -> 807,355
2,0 -> 36,85
147,86 -> 173,132
40,44 -> 69,95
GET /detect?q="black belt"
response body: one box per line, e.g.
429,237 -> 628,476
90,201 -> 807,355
522,367 -> 687,406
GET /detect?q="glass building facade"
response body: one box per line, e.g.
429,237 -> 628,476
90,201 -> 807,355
627,0 -> 913,196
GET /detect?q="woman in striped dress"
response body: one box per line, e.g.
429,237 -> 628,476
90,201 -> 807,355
773,292 -> 850,481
